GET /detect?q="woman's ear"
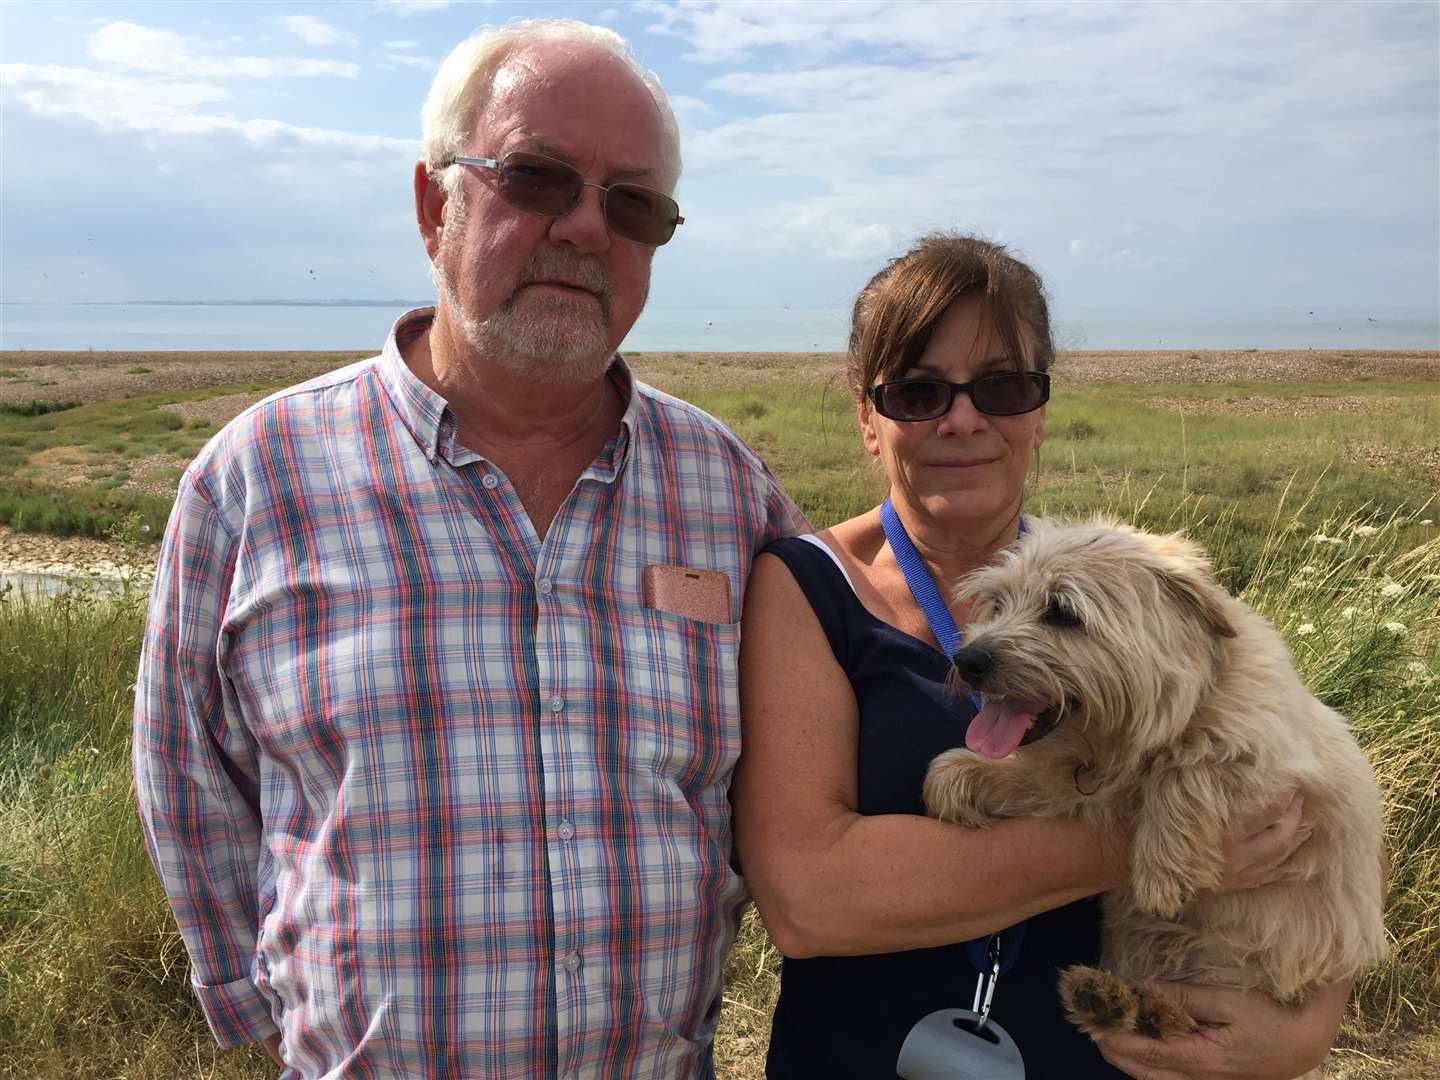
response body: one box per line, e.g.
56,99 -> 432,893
857,400 -> 881,457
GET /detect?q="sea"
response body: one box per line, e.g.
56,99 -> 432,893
0,301 -> 1436,353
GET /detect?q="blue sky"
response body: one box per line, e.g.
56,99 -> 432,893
2,0 -> 1437,318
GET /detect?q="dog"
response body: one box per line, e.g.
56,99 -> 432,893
921,518 -> 1386,1061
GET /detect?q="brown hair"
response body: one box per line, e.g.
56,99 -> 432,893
847,232 -> 1055,403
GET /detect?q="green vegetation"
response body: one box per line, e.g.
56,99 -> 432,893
0,400 -> 81,418
0,385 -> 274,536
1,361 -> 1437,1077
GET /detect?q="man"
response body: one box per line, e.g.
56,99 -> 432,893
133,19 -> 806,1078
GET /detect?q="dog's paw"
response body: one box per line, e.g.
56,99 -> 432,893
922,749 -> 996,827
1131,984 -> 1197,1039
1059,965 -> 1137,1039
1132,869 -> 1194,920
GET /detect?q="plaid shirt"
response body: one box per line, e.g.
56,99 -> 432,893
133,309 -> 807,1079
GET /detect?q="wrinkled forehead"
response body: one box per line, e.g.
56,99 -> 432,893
474,42 -> 671,185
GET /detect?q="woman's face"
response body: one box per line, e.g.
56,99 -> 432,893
858,295 -> 1046,531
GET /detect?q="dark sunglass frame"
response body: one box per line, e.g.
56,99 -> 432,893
868,371 -> 1051,421
441,151 -> 684,246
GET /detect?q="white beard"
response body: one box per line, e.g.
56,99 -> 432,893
432,203 -> 619,385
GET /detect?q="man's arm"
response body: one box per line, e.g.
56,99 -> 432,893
132,470 -> 278,1050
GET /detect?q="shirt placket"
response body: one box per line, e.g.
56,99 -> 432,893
449,437 -> 613,1077
537,476 -> 615,1078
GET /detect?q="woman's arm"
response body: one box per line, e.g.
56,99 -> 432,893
733,551 -> 1134,957
1095,852 -> 1389,1079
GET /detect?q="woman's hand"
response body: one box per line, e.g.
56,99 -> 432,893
1211,793 -> 1311,895
1097,978 -> 1349,1079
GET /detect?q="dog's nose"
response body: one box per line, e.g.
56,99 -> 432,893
952,645 -> 995,683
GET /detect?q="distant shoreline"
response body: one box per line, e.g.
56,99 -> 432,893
3,346 -> 1439,358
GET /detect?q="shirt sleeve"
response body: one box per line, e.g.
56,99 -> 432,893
132,469 -> 278,1048
763,473 -> 812,544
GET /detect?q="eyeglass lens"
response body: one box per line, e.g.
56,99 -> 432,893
874,373 -> 1047,420
495,153 -> 679,245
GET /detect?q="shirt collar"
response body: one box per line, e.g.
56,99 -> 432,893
378,305 -> 639,476
377,306 -> 448,462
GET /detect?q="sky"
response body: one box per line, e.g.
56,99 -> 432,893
2,0 -> 1437,320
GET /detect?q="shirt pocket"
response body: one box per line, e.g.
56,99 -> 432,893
613,605 -> 743,797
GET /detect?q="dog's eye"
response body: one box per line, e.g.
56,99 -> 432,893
1044,600 -> 1083,628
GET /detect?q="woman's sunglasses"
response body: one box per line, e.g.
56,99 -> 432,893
441,151 -> 684,246
868,371 -> 1050,422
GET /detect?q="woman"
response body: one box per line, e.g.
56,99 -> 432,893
733,233 -> 1353,1078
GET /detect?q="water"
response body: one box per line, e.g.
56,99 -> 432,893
0,571 -> 127,598
1,302 -> 1436,352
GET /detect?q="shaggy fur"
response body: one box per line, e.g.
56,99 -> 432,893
922,519 -> 1386,1067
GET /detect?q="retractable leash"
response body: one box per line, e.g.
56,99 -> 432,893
884,497 -> 1029,1080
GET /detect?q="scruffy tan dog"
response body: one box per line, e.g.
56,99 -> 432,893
922,519 -> 1386,1058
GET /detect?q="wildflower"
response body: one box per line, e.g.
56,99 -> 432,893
1341,607 -> 1358,620
1406,661 -> 1434,684
1294,564 -> 1317,577
1383,622 -> 1408,638
1296,623 -> 1316,636
1352,524 -> 1380,537
1422,519 -> 1434,527
1380,581 -> 1405,599
1307,532 -> 1331,544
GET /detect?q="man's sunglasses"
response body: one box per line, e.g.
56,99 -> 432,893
441,151 -> 684,246
868,371 -> 1051,422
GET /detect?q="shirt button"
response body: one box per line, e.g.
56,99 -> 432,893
549,695 -> 565,714
537,578 -> 553,596
481,472 -> 499,490
558,820 -> 575,841
563,951 -> 582,974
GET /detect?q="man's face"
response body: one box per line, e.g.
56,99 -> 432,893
426,43 -> 671,381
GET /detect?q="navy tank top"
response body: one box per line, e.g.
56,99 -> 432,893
759,536 -> 1120,1078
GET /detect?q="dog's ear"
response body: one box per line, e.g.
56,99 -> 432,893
1147,533 -> 1238,639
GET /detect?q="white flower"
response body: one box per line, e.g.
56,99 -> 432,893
1383,622 -> 1408,638
1380,581 -> 1405,598
1308,532 -> 1331,544
1406,661 -> 1433,684
1352,524 -> 1380,537
1341,607 -> 1358,620
1296,623 -> 1316,636
1295,564 -> 1318,577
1422,519 -> 1434,527
1329,537 -> 1345,546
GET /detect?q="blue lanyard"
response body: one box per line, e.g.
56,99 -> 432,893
879,495 -> 1027,976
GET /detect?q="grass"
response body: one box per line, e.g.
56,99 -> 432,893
1,359 -> 1438,1077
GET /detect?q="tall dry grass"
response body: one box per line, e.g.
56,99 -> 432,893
1,504 -> 1435,1078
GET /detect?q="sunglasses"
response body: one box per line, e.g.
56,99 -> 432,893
441,151 -> 684,246
868,371 -> 1050,421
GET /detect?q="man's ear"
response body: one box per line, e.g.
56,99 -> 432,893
414,160 -> 447,261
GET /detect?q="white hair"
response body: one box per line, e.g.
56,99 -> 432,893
420,19 -> 682,200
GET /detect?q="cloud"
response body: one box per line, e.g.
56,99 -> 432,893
280,15 -> 350,47
88,21 -> 358,78
662,2 -> 1437,224
668,94 -> 716,121
376,0 -> 453,16
1069,236 -> 1183,270
380,53 -> 438,71
383,40 -> 420,50
1,63 -> 414,155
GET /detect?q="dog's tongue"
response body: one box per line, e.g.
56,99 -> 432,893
966,699 -> 1045,759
